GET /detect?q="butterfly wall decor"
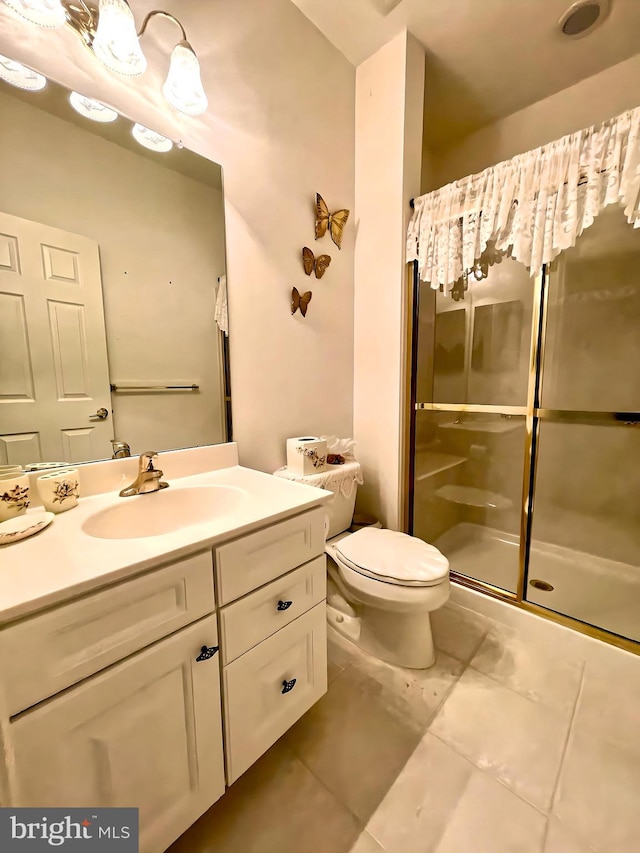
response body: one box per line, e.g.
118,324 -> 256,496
291,286 -> 312,317
302,246 -> 331,279
315,193 -> 350,250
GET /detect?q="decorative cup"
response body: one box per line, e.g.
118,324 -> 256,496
0,472 -> 31,522
37,468 -> 80,514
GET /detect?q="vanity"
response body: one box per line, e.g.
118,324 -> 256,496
0,444 -> 332,852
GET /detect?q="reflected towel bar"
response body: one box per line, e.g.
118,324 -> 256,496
110,384 -> 200,392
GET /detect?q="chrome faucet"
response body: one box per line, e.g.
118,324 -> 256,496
119,451 -> 169,497
111,439 -> 131,459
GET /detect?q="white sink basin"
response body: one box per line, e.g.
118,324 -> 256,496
82,485 -> 249,540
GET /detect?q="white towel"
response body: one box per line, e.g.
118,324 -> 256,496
215,274 -> 229,336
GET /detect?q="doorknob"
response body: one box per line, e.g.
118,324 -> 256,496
90,407 -> 109,421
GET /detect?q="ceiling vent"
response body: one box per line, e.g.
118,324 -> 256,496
559,0 -> 611,38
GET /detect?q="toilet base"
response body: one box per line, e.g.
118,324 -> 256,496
327,592 -> 436,669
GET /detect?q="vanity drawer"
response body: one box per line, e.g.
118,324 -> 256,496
223,601 -> 327,784
215,507 -> 325,604
220,555 -> 326,664
0,550 -> 215,716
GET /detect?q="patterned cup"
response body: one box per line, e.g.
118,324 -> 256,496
0,473 -> 31,522
37,468 -> 80,514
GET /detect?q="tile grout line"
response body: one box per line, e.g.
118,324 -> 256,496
547,659 -> 586,819
537,660 -> 586,852
289,748 -> 368,834
427,651 -> 470,723
427,730 -> 550,819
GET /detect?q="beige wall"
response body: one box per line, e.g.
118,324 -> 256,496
430,52 -> 640,190
354,31 -> 424,529
0,89 -> 226,456
0,0 -> 356,474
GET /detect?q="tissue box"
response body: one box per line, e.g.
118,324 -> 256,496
286,437 -> 327,475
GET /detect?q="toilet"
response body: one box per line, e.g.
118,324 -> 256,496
323,467 -> 450,670
274,458 -> 450,669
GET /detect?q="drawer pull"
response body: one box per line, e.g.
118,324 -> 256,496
277,600 -> 293,611
281,678 -> 297,694
196,645 -> 219,661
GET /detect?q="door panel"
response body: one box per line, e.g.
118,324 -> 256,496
0,211 -> 113,463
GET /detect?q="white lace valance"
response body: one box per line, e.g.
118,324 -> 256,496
407,107 -> 640,293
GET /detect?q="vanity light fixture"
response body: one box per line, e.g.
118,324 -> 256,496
0,52 -> 47,89
4,0 -> 65,28
131,122 -> 172,152
69,90 -> 118,121
2,0 -> 208,115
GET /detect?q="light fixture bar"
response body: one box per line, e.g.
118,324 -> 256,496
61,0 -> 98,46
69,90 -> 118,121
92,0 -> 146,76
137,8 -> 186,41
4,0 -> 66,28
4,0 -> 207,115
0,52 -> 47,89
137,9 -> 207,116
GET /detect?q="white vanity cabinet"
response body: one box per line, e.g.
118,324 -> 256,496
0,501 -> 328,853
1,551 -> 225,853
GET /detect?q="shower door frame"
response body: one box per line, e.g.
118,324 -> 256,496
408,260 -> 640,656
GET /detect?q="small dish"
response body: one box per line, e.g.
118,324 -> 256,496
0,511 -> 54,545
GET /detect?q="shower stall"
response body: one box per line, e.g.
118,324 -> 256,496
409,206 -> 640,650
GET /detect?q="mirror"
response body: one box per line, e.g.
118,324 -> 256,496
0,70 -> 230,468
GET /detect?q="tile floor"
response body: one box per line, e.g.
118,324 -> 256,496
169,603 -> 640,853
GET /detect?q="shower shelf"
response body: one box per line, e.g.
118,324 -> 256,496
434,484 -> 512,510
415,451 -> 467,481
438,420 -> 521,434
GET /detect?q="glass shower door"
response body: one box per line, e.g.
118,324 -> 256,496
412,257 -> 535,594
526,208 -> 640,640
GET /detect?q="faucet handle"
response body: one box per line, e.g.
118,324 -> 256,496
140,450 -> 159,470
111,439 -> 131,459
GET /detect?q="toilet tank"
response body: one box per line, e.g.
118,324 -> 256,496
273,460 -> 361,540
325,485 -> 358,539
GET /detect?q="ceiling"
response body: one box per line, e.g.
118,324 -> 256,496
290,0 -> 640,149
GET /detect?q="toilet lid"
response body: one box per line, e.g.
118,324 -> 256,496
333,528 -> 449,587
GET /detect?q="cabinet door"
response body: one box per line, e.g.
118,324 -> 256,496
10,616 -> 225,853
224,602 -> 327,784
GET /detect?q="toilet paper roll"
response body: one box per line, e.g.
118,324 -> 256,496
286,437 -> 327,475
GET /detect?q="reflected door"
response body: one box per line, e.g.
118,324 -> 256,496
0,211 -> 113,464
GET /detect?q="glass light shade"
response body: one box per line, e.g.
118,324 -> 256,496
3,0 -> 65,28
69,91 -> 118,122
92,0 -> 146,76
0,53 -> 46,90
131,123 -> 173,153
163,41 -> 207,116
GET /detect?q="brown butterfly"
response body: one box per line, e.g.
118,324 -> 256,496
291,286 -> 312,317
302,246 -> 331,279
315,193 -> 350,250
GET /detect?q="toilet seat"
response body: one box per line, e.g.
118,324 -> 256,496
332,527 -> 449,588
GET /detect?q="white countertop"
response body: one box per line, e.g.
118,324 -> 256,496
0,465 -> 332,625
